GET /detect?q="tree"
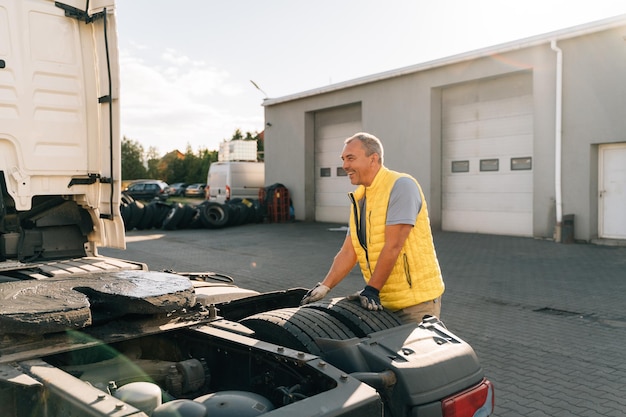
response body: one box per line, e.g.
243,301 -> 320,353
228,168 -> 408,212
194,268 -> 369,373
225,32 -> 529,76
163,152 -> 186,184
120,128 -> 257,184
176,145 -> 214,184
230,129 -> 244,141
121,136 -> 147,180
145,146 -> 162,179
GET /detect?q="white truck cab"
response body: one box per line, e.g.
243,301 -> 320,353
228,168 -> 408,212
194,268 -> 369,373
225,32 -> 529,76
0,0 -> 125,263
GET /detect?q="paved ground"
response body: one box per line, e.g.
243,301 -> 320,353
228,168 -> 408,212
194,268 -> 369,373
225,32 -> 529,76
101,221 -> 626,416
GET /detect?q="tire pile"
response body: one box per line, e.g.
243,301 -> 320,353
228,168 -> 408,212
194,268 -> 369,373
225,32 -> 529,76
120,193 -> 264,231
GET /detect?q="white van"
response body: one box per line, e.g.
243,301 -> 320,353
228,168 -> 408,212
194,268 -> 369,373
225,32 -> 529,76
205,161 -> 265,203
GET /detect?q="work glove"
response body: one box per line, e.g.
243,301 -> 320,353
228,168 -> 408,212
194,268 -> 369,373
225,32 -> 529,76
300,282 -> 330,305
348,285 -> 383,311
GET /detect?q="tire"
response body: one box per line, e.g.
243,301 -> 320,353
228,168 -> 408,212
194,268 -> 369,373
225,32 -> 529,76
120,203 -> 134,231
150,201 -> 172,229
137,201 -> 156,230
120,192 -> 134,205
302,297 -> 403,337
230,198 -> 260,224
126,201 -> 145,231
225,202 -> 245,227
239,307 -> 357,355
162,203 -> 184,230
199,202 -> 230,229
177,204 -> 198,229
188,211 -> 204,229
251,199 -> 264,223
238,200 -> 257,224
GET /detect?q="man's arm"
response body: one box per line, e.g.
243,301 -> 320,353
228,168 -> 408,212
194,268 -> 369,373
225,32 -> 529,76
321,234 -> 358,289
301,234 -> 357,305
366,223 -> 413,291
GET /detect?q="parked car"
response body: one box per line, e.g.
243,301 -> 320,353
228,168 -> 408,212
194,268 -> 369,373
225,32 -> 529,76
167,182 -> 188,196
184,183 -> 206,197
123,180 -> 169,201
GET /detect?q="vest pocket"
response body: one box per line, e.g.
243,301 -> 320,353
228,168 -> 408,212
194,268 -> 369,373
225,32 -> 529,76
403,253 -> 412,288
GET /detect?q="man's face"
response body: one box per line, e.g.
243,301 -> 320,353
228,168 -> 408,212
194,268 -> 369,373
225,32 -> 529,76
341,140 -> 379,186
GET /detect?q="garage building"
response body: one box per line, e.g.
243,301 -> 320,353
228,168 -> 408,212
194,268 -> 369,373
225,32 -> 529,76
263,15 -> 626,243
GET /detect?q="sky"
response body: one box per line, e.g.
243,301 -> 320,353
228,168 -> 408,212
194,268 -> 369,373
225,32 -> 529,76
115,1 -> 626,156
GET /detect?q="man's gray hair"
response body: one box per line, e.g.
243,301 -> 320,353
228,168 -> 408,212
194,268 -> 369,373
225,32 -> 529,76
345,132 -> 384,164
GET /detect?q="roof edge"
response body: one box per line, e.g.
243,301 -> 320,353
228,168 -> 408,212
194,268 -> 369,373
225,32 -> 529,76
263,13 -> 626,107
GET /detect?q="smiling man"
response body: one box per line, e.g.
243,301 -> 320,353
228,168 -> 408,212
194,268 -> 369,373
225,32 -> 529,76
301,132 -> 445,324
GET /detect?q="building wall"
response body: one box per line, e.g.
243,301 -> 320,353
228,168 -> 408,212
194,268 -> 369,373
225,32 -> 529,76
559,27 -> 626,240
264,22 -> 626,241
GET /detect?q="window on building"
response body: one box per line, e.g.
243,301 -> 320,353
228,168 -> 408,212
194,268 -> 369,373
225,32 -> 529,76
480,159 -> 499,172
451,160 -> 470,173
511,157 -> 532,170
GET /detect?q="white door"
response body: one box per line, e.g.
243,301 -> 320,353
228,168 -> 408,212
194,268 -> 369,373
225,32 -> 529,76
599,143 -> 626,239
441,72 -> 534,236
314,104 -> 362,223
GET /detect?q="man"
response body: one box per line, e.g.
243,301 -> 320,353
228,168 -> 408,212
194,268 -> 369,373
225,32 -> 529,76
300,132 -> 444,323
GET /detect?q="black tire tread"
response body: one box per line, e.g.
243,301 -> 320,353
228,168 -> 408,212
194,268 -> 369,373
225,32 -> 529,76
303,297 -> 402,337
240,307 -> 357,355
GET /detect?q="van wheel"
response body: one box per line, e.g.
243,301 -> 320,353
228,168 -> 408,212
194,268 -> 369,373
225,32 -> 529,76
302,297 -> 403,337
239,307 -> 357,355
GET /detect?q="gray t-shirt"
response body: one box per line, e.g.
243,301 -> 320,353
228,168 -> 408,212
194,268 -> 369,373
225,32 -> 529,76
353,177 -> 422,241
387,177 -> 422,226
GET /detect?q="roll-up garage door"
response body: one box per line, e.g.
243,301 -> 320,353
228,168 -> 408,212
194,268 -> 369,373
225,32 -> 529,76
314,104 -> 362,223
442,72 -> 534,236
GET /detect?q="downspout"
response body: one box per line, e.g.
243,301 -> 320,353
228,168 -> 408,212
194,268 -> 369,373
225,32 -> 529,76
551,40 -> 563,241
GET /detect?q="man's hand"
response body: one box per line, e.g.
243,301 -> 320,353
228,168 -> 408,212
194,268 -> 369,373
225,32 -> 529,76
300,283 -> 330,305
347,285 -> 383,311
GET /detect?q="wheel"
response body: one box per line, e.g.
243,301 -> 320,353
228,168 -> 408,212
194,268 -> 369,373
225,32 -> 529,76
239,307 -> 357,355
302,297 -> 403,337
188,211 -> 204,229
126,201 -> 145,231
137,201 -> 156,230
250,199 -> 264,223
225,202 -> 245,227
120,203 -> 134,231
120,192 -> 134,205
162,203 -> 184,230
177,204 -> 198,229
230,198 -> 261,224
150,201 -> 172,229
199,202 -> 230,229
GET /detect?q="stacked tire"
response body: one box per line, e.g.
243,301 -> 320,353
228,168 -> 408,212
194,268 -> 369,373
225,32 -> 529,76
197,199 -> 264,229
120,193 -> 263,231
